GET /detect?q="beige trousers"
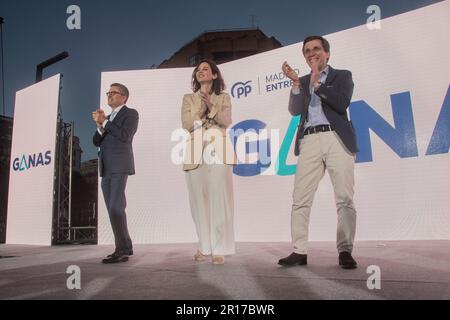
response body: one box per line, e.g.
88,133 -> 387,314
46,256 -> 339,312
185,163 -> 235,256
291,131 -> 356,254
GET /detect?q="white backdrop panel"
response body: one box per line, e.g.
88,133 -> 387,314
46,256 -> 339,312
7,74 -> 61,245
98,2 -> 450,244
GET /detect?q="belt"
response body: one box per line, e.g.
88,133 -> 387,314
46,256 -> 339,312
303,124 -> 333,135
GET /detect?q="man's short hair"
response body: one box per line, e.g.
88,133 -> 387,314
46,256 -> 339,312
302,36 -> 330,54
110,83 -> 129,101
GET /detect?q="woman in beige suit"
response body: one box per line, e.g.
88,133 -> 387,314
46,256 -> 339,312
181,59 -> 236,265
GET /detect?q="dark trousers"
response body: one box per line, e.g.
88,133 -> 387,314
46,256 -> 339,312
101,173 -> 133,253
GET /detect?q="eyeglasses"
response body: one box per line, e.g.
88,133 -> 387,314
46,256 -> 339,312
303,46 -> 324,56
106,91 -> 124,97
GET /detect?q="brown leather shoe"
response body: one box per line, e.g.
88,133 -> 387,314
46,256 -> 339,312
212,255 -> 225,265
107,250 -> 133,258
102,254 -> 129,264
339,252 -> 357,269
278,252 -> 307,266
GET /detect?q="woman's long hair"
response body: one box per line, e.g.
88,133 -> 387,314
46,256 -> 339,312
191,59 -> 225,95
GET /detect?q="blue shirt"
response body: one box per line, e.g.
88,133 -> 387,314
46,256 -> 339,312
292,66 -> 330,130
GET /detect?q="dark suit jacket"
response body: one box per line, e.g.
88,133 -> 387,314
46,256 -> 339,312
93,106 -> 139,177
288,65 -> 358,155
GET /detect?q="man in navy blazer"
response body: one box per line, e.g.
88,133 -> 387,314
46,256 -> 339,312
278,36 -> 359,269
93,83 -> 139,264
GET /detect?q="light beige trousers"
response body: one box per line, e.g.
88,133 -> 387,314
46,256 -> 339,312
185,163 -> 235,256
291,131 -> 356,254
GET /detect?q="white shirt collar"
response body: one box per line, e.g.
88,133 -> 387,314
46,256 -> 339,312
321,65 -> 330,75
310,65 -> 329,75
111,105 -> 125,116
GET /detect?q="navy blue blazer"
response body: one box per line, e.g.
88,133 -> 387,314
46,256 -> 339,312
288,65 -> 358,155
93,106 -> 139,177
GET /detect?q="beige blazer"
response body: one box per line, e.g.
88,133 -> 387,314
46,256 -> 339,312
181,91 -> 237,171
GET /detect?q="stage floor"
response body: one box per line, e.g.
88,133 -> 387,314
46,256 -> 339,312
1,241 -> 449,300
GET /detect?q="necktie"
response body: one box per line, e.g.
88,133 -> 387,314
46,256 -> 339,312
110,111 -> 117,121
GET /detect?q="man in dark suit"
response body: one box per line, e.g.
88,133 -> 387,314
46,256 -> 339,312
278,36 -> 358,269
92,83 -> 139,264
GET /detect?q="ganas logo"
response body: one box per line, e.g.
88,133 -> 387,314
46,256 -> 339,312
12,151 -> 52,172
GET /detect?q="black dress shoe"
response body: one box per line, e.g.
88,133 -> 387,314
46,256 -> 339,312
107,250 -> 133,258
278,252 -> 307,266
102,254 -> 129,264
339,251 -> 357,269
